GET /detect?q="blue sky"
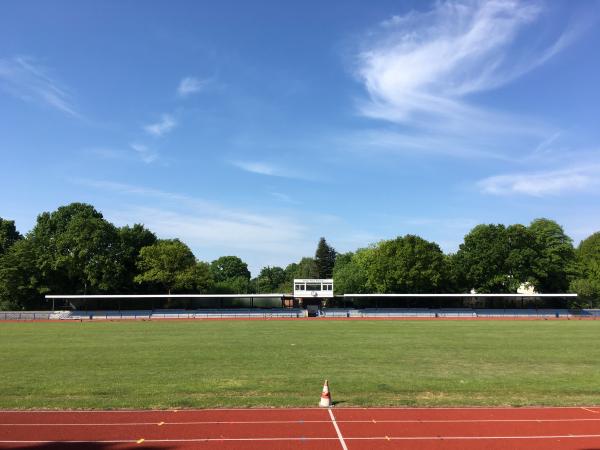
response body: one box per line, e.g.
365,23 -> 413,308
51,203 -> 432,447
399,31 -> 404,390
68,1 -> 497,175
1,0 -> 599,275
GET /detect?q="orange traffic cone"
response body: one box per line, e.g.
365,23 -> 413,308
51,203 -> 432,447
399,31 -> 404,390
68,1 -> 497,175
319,379 -> 332,407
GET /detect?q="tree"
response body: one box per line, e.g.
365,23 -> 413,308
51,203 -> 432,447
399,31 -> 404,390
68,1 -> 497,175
173,262 -> 214,293
529,218 -> 574,292
134,239 -> 196,294
115,224 -> 157,292
27,203 -> 123,295
314,237 -> 336,278
210,256 -> 251,282
332,250 -> 373,294
367,235 -> 447,293
256,266 -> 286,293
444,253 -> 469,293
0,239 -> 40,310
569,231 -> 600,307
454,224 -> 511,293
505,224 -> 538,291
0,218 -> 22,256
577,231 -> 600,269
294,257 -> 319,279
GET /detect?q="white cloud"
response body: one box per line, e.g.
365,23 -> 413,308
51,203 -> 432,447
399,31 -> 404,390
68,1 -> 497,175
143,114 -> 176,137
0,56 -> 79,117
341,129 -> 513,160
478,165 -> 600,196
354,1 -> 574,132
130,143 -> 158,163
230,160 -> 310,180
177,76 -> 208,97
73,179 -> 317,274
232,160 -> 278,176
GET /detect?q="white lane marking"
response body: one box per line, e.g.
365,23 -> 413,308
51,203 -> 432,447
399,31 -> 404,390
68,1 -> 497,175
4,417 -> 600,426
581,407 -> 599,414
3,405 -> 599,412
328,408 -> 349,450
373,434 -> 600,441
3,434 -> 600,444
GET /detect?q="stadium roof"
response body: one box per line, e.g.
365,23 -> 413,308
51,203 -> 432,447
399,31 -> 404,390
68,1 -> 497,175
342,293 -> 577,298
45,294 -> 286,299
45,293 -> 577,299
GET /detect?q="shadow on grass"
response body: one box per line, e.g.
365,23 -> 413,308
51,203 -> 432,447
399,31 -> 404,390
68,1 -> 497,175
9,443 -> 175,449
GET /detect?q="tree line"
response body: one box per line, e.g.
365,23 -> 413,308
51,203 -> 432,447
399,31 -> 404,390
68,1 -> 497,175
1,202 -> 599,310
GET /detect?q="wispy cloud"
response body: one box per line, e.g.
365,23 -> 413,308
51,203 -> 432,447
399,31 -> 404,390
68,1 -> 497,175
0,56 -> 79,117
177,76 -> 209,97
478,165 -> 600,196
230,160 -> 311,180
130,143 -> 158,163
72,179 -> 314,273
355,1 -> 572,127
348,0 -> 581,161
143,114 -> 176,137
340,129 -> 513,160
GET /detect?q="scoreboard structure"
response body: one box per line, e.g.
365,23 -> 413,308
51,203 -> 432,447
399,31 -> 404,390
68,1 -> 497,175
293,279 -> 334,299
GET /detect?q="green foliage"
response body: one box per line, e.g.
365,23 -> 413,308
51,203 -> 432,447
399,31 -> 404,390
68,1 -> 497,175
294,257 -> 319,279
173,262 -> 214,293
256,266 -> 286,293
214,276 -> 252,294
444,253 -> 468,293
134,239 -> 196,294
27,203 -> 124,295
0,240 -> 40,310
455,223 -> 542,293
210,256 -> 251,282
115,224 -> 157,293
0,202 -> 594,309
332,250 -> 373,294
209,256 -> 252,294
529,218 -> 575,292
0,218 -> 22,256
569,231 -> 600,307
368,235 -> 447,293
314,237 -> 336,278
455,224 -> 511,293
569,278 -> 599,308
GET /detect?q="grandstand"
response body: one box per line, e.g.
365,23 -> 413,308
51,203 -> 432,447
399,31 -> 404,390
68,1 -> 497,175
10,291 -> 586,321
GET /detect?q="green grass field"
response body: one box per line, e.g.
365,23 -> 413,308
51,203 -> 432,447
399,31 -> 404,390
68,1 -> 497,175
1,319 -> 600,409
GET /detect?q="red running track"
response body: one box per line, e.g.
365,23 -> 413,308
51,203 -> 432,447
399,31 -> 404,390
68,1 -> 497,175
2,407 -> 600,449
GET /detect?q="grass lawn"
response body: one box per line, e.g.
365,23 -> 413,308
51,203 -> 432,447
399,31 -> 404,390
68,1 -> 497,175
1,319 -> 600,409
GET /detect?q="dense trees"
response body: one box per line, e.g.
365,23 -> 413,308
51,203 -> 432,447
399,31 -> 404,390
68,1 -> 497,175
529,219 -> 574,292
570,232 -> 600,306
453,224 -> 532,293
134,239 -> 198,294
256,266 -> 286,293
1,202 -> 599,310
210,256 -> 251,293
332,236 -> 447,294
333,249 -> 373,294
0,218 -> 22,256
452,220 -> 574,294
369,235 -> 447,293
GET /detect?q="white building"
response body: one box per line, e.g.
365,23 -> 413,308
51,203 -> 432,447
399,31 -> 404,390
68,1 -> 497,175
517,282 -> 537,295
293,279 -> 334,299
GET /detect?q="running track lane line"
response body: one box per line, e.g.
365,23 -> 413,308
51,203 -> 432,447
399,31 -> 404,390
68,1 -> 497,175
328,408 -> 349,450
5,434 -> 600,444
581,407 -> 599,414
5,417 -> 600,426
